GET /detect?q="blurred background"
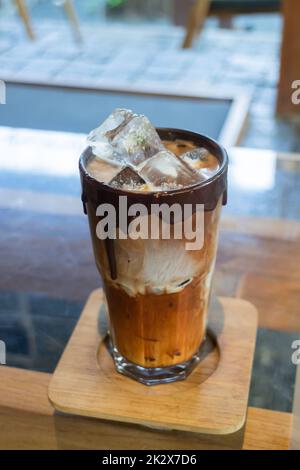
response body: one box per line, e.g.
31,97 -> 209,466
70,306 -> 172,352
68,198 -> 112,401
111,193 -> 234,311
2,0 -> 299,150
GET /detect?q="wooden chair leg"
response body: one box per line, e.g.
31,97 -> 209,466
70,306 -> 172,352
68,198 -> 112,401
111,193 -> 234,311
182,0 -> 211,49
62,0 -> 82,43
14,0 -> 35,40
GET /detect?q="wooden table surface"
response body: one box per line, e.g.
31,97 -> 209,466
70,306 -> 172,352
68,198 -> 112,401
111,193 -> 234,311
0,367 -> 292,450
0,127 -> 299,448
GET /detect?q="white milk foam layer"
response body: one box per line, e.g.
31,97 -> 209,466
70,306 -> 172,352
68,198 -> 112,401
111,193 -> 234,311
112,237 -> 203,296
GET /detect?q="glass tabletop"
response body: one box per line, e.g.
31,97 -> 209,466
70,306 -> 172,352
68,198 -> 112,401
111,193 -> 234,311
0,126 -> 299,413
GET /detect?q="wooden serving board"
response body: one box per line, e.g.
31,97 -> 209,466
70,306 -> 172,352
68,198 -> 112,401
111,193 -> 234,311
48,289 -> 257,439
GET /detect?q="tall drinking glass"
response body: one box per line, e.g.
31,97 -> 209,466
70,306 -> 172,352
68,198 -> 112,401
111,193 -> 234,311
79,129 -> 228,385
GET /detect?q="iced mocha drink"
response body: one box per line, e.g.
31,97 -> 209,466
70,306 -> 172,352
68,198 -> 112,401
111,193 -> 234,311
79,109 -> 228,385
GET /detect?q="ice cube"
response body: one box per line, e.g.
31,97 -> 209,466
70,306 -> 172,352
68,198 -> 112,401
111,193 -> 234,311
87,157 -> 123,184
109,166 -> 147,190
88,108 -> 134,142
181,148 -> 219,179
87,108 -> 134,162
139,150 -> 202,189
111,115 -> 164,167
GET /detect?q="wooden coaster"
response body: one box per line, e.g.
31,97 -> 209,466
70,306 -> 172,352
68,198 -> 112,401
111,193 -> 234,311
49,289 -> 257,436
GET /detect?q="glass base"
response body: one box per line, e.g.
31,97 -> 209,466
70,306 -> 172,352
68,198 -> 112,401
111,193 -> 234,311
110,342 -> 206,386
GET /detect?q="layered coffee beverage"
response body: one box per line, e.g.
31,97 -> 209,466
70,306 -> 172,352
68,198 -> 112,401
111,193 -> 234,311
79,109 -> 228,385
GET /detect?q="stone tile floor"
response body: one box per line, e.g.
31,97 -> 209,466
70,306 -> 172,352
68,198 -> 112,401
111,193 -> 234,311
1,12 -> 300,152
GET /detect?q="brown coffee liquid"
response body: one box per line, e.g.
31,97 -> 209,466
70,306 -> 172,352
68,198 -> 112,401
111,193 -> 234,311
103,204 -> 221,367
